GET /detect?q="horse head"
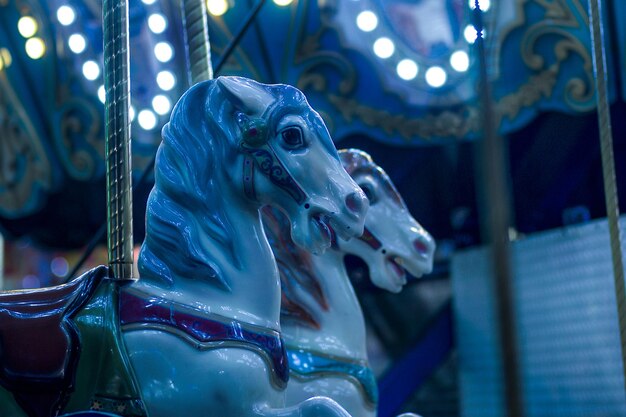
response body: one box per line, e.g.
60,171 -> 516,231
339,149 -> 435,293
139,77 -> 368,289
215,76 -> 368,254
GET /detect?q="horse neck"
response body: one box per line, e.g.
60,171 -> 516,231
136,185 -> 282,331
282,248 -> 368,360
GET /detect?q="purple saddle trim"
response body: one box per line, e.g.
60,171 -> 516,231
119,290 -> 289,388
0,266 -> 107,417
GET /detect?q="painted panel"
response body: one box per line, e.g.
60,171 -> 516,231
453,218 -> 626,416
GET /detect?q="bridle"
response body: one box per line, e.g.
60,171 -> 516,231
236,111 -> 309,207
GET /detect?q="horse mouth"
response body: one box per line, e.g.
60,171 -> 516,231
385,256 -> 407,287
310,214 -> 333,252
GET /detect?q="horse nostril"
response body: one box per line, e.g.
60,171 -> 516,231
345,192 -> 365,214
413,238 -> 430,254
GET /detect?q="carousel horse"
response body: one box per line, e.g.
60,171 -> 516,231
263,149 -> 435,417
0,77 -> 369,417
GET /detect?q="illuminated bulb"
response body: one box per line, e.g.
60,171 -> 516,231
0,56 -> 3,71
154,42 -> 173,62
18,16 -> 38,38
156,71 -> 176,91
207,0 -> 228,16
396,59 -> 418,80
464,25 -> 477,43
356,11 -> 378,32
148,14 -> 167,34
152,95 -> 171,115
50,257 -> 69,277
142,0 -> 156,4
425,66 -> 447,87
25,37 -> 45,59
469,0 -> 490,12
138,109 -> 157,130
22,275 -> 40,289
57,5 -> 76,26
273,0 -> 293,5
0,48 -> 12,68
373,37 -> 394,59
98,85 -> 105,103
82,60 -> 100,80
464,25 -> 485,43
450,50 -> 469,72
68,33 -> 86,53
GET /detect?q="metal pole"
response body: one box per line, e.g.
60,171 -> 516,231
181,0 -> 213,84
103,0 -> 134,280
0,232 -> 4,290
66,0 -> 265,282
588,0 -> 626,389
473,2 -> 524,416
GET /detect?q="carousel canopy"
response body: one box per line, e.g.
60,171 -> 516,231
0,0 -> 625,251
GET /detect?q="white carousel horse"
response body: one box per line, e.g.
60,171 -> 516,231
263,149 -> 435,417
120,77 -> 369,417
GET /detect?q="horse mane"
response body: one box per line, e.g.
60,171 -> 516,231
138,80 -> 241,290
262,206 -> 328,330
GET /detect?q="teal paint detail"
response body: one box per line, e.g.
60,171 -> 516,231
286,348 -> 378,407
64,278 -> 146,417
613,0 -> 626,100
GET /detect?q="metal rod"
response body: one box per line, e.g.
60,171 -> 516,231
66,160 -> 155,282
473,2 -> 524,417
181,0 -> 213,84
103,0 -> 134,281
214,0 -> 266,74
588,0 -> 626,389
0,233 -> 4,290
245,0 -> 277,83
66,2 -> 266,281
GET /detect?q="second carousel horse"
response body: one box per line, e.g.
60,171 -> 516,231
263,149 -> 435,417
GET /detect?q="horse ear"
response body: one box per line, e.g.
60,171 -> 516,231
216,76 -> 275,116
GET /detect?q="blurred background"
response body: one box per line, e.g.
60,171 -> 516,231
1,0 -> 626,416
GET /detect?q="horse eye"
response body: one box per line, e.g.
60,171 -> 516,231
281,127 -> 304,149
359,183 -> 377,204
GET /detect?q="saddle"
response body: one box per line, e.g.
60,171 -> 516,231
0,266 -> 106,417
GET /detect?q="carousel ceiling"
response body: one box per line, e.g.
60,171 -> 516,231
1,0 -> 625,250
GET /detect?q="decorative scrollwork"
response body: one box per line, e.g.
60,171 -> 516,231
0,73 -> 52,217
497,67 -> 559,121
327,94 -> 479,141
294,5 -> 358,97
293,0 -> 596,143
54,97 -> 105,181
520,0 -> 594,112
240,143 -> 307,205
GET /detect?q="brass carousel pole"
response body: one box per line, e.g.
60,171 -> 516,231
66,0 -> 266,281
473,1 -> 524,416
587,0 -> 626,388
103,0 -> 134,280
181,0 -> 213,84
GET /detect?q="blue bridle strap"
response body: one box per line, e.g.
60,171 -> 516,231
242,156 -> 256,202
